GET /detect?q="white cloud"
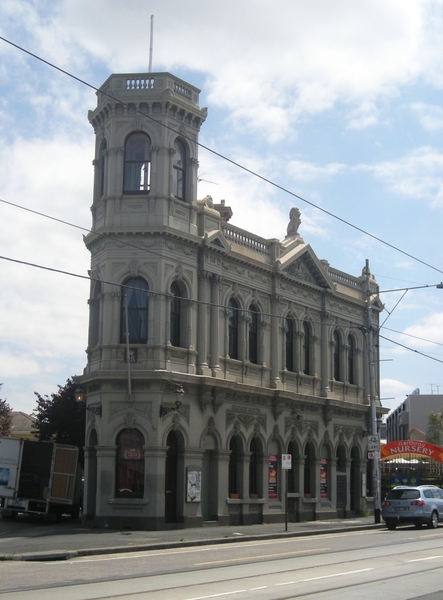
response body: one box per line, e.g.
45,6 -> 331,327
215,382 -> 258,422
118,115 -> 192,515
287,160 -> 345,183
0,0 -> 432,141
366,146 -> 443,206
402,311 -> 443,347
412,102 -> 443,131
347,101 -> 380,130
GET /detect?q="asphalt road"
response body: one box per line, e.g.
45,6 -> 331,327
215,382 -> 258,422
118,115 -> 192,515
1,519 -> 443,598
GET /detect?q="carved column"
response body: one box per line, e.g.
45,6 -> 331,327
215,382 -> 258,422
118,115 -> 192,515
270,295 -> 281,387
321,293 -> 331,398
210,275 -> 220,374
196,270 -> 210,374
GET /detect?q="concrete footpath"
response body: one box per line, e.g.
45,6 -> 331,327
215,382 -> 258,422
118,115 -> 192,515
0,517 -> 385,562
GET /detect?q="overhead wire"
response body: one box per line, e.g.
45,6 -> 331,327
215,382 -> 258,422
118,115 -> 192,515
2,251 -> 443,363
1,34 -> 443,276
1,36 -> 443,368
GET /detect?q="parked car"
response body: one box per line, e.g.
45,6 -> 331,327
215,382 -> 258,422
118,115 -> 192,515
382,485 -> 443,530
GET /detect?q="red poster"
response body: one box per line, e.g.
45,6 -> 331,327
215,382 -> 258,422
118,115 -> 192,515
320,458 -> 327,498
268,454 -> 278,498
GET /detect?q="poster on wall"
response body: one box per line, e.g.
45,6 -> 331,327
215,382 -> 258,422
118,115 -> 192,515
320,458 -> 328,498
268,455 -> 278,499
187,470 -> 201,502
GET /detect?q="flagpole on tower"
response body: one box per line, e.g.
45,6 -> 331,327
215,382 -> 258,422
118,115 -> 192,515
148,15 -> 154,73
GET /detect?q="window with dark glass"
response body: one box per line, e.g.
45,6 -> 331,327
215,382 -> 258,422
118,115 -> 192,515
99,139 -> 107,198
89,281 -> 101,348
116,429 -> 144,498
123,132 -> 151,193
170,281 -> 181,347
333,331 -> 341,381
121,278 -> 149,344
228,298 -> 239,359
348,335 -> 355,384
302,321 -> 310,374
172,139 -> 186,201
229,436 -> 239,495
286,318 -> 295,371
249,438 -> 259,496
249,304 -> 259,363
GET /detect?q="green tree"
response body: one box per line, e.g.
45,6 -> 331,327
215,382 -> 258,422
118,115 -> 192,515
427,410 -> 443,446
33,378 -> 86,467
0,384 -> 13,436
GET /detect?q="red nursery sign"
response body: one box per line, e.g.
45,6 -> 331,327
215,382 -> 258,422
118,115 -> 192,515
380,441 -> 443,463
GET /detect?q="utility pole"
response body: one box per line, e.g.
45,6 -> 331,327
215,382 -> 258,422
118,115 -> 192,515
365,259 -> 381,524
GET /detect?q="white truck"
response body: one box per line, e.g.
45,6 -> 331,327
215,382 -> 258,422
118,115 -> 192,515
0,437 -> 82,520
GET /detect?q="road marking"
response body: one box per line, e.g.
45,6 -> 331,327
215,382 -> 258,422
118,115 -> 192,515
409,555 -> 443,562
194,547 -> 330,566
250,586 -> 267,590
186,591 -> 247,599
275,567 -> 374,585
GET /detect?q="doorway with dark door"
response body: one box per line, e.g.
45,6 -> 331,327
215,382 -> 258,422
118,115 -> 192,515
165,431 -> 178,523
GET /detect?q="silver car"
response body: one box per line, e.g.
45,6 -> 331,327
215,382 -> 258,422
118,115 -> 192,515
382,485 -> 443,530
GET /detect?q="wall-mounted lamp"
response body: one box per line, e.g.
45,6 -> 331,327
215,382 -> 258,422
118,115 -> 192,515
159,385 -> 185,417
75,387 -> 102,416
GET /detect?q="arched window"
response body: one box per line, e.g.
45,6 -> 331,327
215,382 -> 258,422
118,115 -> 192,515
336,444 -> 346,472
229,436 -> 242,496
121,278 -> 149,344
172,139 -> 186,201
228,298 -> 239,360
116,429 -> 144,498
333,330 -> 341,381
249,438 -> 259,496
89,281 -> 101,348
287,440 -> 299,493
123,132 -> 151,193
286,317 -> 295,371
348,335 -> 355,384
304,442 -> 316,497
99,139 -> 107,198
302,321 -> 311,375
170,281 -> 181,347
248,304 -> 259,364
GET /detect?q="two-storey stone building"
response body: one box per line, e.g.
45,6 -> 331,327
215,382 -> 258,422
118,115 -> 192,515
75,70 -> 385,529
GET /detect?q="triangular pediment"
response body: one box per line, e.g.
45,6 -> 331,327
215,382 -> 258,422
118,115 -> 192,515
204,230 -> 231,252
278,243 -> 334,290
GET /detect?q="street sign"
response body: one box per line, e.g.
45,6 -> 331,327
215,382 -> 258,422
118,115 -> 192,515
368,451 -> 380,460
282,454 -> 292,470
367,435 -> 380,452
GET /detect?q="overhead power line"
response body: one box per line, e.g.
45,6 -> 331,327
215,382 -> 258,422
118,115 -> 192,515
1,251 -> 443,363
379,335 -> 443,365
1,35 -> 443,276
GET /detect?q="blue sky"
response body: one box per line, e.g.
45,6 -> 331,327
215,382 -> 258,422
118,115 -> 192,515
1,0 -> 443,416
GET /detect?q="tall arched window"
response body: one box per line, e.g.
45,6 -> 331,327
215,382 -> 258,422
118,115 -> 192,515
89,281 -> 101,348
170,281 -> 181,347
302,321 -> 311,375
286,317 -> 295,371
333,330 -> 341,381
304,442 -> 316,497
121,278 -> 149,344
348,335 -> 355,384
228,298 -> 239,360
248,304 -> 259,364
249,438 -> 259,496
229,436 -> 242,496
116,429 -> 144,498
123,132 -> 151,193
172,139 -> 186,201
99,139 -> 107,198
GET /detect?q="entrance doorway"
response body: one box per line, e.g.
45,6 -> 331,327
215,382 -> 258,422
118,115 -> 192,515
165,431 -> 178,523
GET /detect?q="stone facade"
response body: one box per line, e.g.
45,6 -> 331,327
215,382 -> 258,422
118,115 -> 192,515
75,71 -> 385,529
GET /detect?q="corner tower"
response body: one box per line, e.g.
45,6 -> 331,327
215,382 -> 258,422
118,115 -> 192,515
88,73 -> 207,234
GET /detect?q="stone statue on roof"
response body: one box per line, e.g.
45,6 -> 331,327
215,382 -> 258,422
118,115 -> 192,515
286,207 -> 301,238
